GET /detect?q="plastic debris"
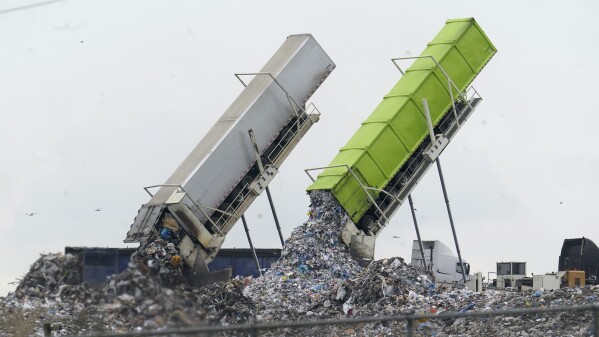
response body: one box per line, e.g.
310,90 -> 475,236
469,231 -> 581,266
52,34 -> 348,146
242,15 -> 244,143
460,303 -> 476,313
2,191 -> 599,336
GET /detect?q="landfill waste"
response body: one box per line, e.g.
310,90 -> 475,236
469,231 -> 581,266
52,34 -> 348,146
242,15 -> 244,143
131,237 -> 185,286
244,190 -> 362,321
12,253 -> 84,300
1,240 -> 254,335
2,190 -> 599,336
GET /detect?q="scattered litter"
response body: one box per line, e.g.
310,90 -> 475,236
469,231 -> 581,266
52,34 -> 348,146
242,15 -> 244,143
1,191 -> 598,336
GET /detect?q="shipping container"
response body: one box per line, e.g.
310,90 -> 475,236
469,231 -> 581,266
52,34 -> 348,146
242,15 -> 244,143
65,247 -> 281,285
65,247 -> 135,285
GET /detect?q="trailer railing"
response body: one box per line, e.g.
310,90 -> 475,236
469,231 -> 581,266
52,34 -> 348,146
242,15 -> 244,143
208,103 -> 321,232
59,302 -> 599,337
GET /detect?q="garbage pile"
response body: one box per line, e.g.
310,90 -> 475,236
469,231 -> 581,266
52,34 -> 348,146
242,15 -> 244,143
12,253 -> 90,302
97,265 -> 254,331
342,257 -> 436,310
244,190 -> 362,321
1,240 -> 254,335
2,190 -> 599,336
130,237 -> 184,286
288,285 -> 599,337
244,192 -> 599,336
427,286 -> 599,337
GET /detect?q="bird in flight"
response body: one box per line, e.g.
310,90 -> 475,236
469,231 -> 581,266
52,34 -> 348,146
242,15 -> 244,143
94,208 -> 102,212
25,212 -> 37,216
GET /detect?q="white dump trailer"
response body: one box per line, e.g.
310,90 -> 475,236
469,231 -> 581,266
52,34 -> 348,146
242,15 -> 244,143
411,240 -> 471,283
125,34 -> 335,277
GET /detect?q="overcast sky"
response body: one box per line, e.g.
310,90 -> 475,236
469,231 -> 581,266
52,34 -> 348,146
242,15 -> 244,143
2,0 -> 598,296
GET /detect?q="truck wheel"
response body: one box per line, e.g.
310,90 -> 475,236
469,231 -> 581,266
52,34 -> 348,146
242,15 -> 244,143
220,202 -> 231,213
387,187 -> 399,196
359,215 -> 376,232
227,187 -> 242,203
210,214 -> 221,226
390,174 -> 404,188
242,175 -> 254,187
280,127 -> 293,142
379,197 -> 391,210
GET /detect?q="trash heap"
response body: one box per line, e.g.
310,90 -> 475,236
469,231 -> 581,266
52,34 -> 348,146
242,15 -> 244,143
3,190 -> 599,336
245,190 -> 363,321
343,257 -> 436,312
1,242 -> 254,335
404,285 -> 599,337
130,237 -> 184,286
13,253 -> 90,302
96,264 -> 254,331
244,191 -> 599,336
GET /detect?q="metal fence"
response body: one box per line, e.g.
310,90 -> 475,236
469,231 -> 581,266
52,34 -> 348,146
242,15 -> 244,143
60,303 -> 599,337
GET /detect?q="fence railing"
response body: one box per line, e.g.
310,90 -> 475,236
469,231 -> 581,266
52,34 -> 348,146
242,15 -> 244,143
60,302 -> 599,337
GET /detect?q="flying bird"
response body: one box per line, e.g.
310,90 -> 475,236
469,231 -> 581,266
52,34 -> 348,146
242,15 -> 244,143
25,212 -> 37,216
94,208 -> 102,212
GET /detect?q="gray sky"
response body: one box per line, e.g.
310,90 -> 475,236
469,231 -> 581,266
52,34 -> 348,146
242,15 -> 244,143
2,0 -> 598,296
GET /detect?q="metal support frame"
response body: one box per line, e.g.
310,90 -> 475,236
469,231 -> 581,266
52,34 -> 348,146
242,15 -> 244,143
390,55 -> 471,283
376,92 -> 481,220
265,188 -> 285,246
361,186 -> 427,272
422,99 -> 467,283
408,195 -> 428,272
236,71 -> 323,247
264,102 -> 321,165
209,105 -> 321,236
248,129 -> 285,246
241,215 -> 262,277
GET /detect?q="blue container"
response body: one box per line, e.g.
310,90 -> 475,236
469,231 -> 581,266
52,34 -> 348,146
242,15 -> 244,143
65,247 -> 135,285
65,246 -> 281,284
208,248 -> 281,278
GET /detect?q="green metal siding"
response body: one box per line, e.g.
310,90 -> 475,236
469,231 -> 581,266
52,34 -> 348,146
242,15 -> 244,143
307,18 -> 496,223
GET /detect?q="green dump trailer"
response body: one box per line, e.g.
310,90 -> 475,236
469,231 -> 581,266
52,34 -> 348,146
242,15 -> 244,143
306,18 -> 496,260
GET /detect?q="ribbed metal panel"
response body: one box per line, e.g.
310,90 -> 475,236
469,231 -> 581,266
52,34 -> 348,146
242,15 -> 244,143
126,34 -> 335,243
307,18 -> 496,224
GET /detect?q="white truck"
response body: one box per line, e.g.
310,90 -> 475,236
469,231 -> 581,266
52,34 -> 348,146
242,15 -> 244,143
410,240 -> 471,284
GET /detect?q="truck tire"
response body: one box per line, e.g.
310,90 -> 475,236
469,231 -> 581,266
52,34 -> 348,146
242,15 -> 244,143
242,175 -> 254,188
227,187 -> 243,204
359,215 -> 376,232
280,127 -> 293,142
210,215 -> 222,230
219,202 -> 231,213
